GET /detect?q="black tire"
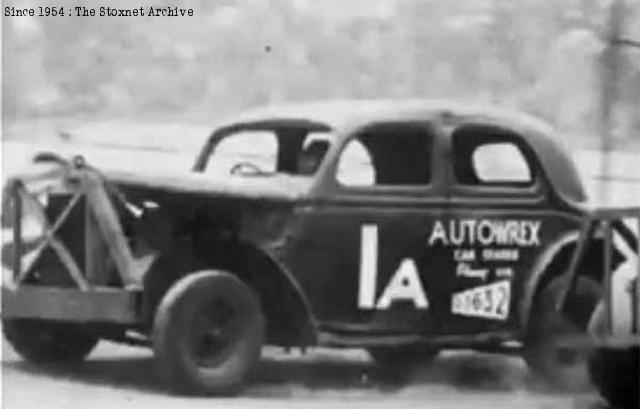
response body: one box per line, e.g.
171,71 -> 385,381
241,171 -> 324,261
2,319 -> 98,363
589,347 -> 639,409
152,270 -> 265,395
524,276 -> 601,390
368,345 -> 439,368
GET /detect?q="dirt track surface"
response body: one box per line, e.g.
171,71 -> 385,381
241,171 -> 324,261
2,340 -> 606,409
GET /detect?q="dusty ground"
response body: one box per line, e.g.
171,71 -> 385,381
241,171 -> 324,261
2,340 -> 606,409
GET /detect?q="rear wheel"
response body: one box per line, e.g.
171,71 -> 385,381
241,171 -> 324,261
153,270 -> 265,395
2,319 -> 98,363
589,347 -> 639,409
524,276 -> 601,390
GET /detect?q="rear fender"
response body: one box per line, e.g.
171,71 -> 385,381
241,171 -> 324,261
520,227 -> 628,334
519,232 -> 578,332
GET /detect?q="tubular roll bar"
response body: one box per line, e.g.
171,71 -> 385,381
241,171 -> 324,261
557,207 -> 640,339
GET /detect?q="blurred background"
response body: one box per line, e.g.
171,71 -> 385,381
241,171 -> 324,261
2,0 -> 639,143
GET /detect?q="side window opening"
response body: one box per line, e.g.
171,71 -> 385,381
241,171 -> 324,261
204,128 -> 333,177
207,130 -> 278,174
337,123 -> 433,187
336,139 -> 375,186
452,124 -> 533,187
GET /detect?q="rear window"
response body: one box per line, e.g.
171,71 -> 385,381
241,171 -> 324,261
472,142 -> 532,183
452,124 -> 534,188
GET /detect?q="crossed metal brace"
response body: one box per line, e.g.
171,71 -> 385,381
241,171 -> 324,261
12,183 -> 89,290
9,160 -> 141,291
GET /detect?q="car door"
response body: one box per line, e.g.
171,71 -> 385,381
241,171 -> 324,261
284,120 -> 453,335
438,119 -> 579,336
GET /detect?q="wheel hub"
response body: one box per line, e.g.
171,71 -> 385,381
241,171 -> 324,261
189,299 -> 237,368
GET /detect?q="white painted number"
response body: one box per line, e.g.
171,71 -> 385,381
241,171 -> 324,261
451,280 -> 511,320
358,225 -> 378,309
358,225 -> 429,310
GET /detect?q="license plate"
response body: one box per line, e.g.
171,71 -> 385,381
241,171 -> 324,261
451,280 -> 511,320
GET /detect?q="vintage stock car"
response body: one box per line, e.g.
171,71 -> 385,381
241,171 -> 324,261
2,100 -> 639,404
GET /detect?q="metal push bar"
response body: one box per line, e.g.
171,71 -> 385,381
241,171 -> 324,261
2,155 -> 144,324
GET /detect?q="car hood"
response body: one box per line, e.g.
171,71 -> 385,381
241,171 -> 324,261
105,168 -> 314,202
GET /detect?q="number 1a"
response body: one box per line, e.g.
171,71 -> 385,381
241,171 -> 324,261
358,225 -> 429,310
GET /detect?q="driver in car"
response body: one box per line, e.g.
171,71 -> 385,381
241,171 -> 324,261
297,140 -> 330,176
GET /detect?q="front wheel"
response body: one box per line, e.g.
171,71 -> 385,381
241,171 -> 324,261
524,276 -> 601,390
152,270 -> 265,395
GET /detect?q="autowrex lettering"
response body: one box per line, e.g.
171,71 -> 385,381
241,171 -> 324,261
428,219 -> 541,247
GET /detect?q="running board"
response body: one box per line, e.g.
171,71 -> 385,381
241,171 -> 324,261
318,330 -> 519,349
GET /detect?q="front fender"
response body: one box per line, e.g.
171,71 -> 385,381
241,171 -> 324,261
257,242 -> 317,331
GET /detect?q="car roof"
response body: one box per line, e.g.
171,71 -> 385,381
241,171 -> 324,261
219,99 -> 587,203
225,99 -> 549,131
